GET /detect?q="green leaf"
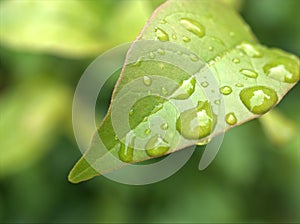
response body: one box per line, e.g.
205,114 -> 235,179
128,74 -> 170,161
69,0 -> 299,183
0,0 -> 152,58
0,80 -> 71,177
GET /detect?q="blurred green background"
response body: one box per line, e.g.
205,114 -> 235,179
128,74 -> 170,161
0,0 -> 299,223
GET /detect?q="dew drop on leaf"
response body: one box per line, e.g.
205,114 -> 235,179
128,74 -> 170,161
182,36 -> 191,43
237,42 -> 262,58
171,76 -> 196,100
180,18 -> 205,38
143,76 -> 152,86
161,123 -> 169,130
240,69 -> 258,79
219,86 -> 232,95
225,112 -> 237,125
154,27 -> 169,41
146,135 -> 170,157
176,101 -> 215,140
157,48 -> 165,55
232,58 -> 240,64
239,86 -> 278,114
119,142 -> 134,163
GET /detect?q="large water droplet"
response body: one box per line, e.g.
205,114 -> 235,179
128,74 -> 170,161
180,18 -> 205,38
155,27 -> 169,42
239,86 -> 278,114
143,76 -> 152,86
240,69 -> 258,79
225,112 -> 237,125
263,58 -> 299,83
237,42 -> 262,58
219,86 -> 232,95
176,101 -> 216,139
119,142 -> 134,163
171,76 -> 196,100
146,135 -> 170,157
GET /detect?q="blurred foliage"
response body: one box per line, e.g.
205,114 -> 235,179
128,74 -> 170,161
0,0 -> 299,223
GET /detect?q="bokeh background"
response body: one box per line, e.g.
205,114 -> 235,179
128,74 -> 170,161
0,0 -> 299,223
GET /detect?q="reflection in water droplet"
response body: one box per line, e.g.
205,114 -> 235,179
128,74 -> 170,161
201,81 -> 209,88
171,76 -> 196,100
145,129 -> 151,135
146,135 -> 170,157
225,112 -> 237,125
119,142 -> 134,163
176,101 -> 216,139
155,27 -> 169,42
161,87 -> 168,95
239,86 -> 278,114
182,36 -> 191,42
240,69 -> 258,79
143,76 -> 152,86
263,58 -> 299,83
237,42 -> 262,58
232,58 -> 240,64
157,48 -> 165,55
149,52 -> 155,59
161,123 -> 168,130
219,86 -> 232,95
180,18 -> 205,38
190,53 -> 199,62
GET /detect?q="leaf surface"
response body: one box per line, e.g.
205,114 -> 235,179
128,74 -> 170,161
69,0 -> 299,183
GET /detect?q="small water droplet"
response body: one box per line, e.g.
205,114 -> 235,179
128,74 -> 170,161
146,135 -> 170,157
172,33 -> 177,40
171,76 -> 196,100
155,27 -> 169,42
232,58 -> 240,64
161,87 -> 168,95
145,129 -> 151,135
237,42 -> 262,58
152,103 -> 163,114
176,101 -> 216,139
239,86 -> 278,114
159,63 -> 165,70
201,81 -> 209,88
149,52 -> 155,59
143,76 -> 152,86
182,36 -> 191,42
208,46 -> 214,51
133,57 -> 143,66
190,53 -> 199,61
114,135 -> 119,141
219,86 -> 232,95
160,19 -> 167,24
225,112 -> 237,125
240,69 -> 258,79
143,116 -> 149,122
129,109 -> 134,116
180,18 -> 205,38
214,99 -> 220,105
119,142 -> 134,163
161,123 -> 168,130
157,48 -> 165,55
235,83 -> 244,87
263,58 -> 299,83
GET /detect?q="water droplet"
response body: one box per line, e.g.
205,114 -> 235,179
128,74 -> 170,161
214,99 -> 220,105
143,76 -> 152,86
159,63 -> 165,70
180,18 -> 205,38
160,19 -> 167,24
133,57 -> 143,66
145,129 -> 151,135
171,76 -> 196,100
208,46 -> 214,51
119,142 -> 134,163
172,33 -> 177,40
225,112 -> 237,125
240,69 -> 258,79
263,58 -> 299,83
239,86 -> 278,114
237,42 -> 262,58
176,101 -> 216,139
235,83 -> 244,87
182,36 -> 191,43
161,123 -> 168,130
201,81 -> 209,88
232,58 -> 240,64
146,135 -> 170,157
152,103 -> 163,114
149,52 -> 155,59
155,27 -> 169,42
196,138 -> 211,145
157,48 -> 165,55
161,87 -> 168,95
219,86 -> 232,95
129,109 -> 134,116
190,53 -> 199,62
143,116 -> 149,122
114,135 -> 119,141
